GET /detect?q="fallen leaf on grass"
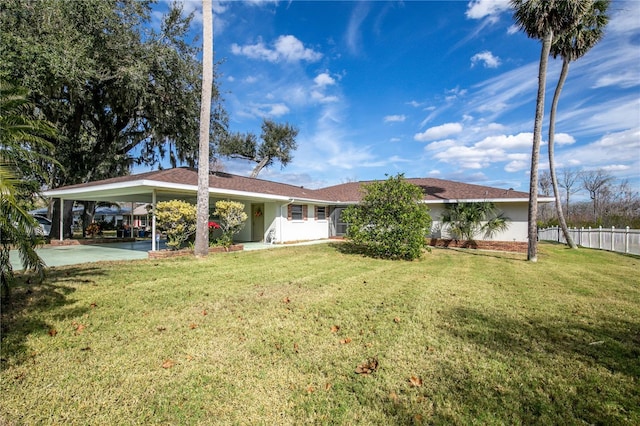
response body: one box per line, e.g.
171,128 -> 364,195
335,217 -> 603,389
189,323 -> 198,329
340,338 -> 352,344
330,325 -> 340,333
409,376 -> 423,387
355,357 -> 379,375
48,329 -> 57,337
202,310 -> 208,316
185,355 -> 194,361
294,342 -> 299,353
282,297 -> 290,304
162,359 -> 175,369
80,347 -> 91,351
157,326 -> 166,332
325,383 -> 332,391
73,323 -> 86,333
393,317 -> 401,323
90,302 -> 98,308
389,391 -> 399,402
306,385 -> 315,393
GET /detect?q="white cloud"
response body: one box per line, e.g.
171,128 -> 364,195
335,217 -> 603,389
314,72 -> 336,87
384,115 -> 406,123
592,71 -> 640,89
554,133 -> 575,145
414,122 -> 463,142
505,160 -> 528,173
465,0 -> 511,23
407,100 -> 422,108
608,1 -> 640,34
275,35 -> 323,62
310,90 -> 339,104
244,76 -> 258,84
471,51 -> 501,68
507,24 -> 519,35
475,132 -> 532,149
231,35 -> 322,63
555,128 -> 640,173
390,137 -> 401,143
425,139 -> 457,151
346,1 -> 370,55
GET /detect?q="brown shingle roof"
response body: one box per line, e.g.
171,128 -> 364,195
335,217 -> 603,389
51,167 -> 531,203
314,178 -> 529,203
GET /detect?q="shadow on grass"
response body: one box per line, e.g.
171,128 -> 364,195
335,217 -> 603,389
1,266 -> 106,366
369,306 -> 640,424
443,306 -> 640,379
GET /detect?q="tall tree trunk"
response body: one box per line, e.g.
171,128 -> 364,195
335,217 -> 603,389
527,29 -> 553,262
548,59 -> 577,249
249,156 -> 270,178
195,0 -> 213,257
50,199 -> 74,239
80,201 -> 96,238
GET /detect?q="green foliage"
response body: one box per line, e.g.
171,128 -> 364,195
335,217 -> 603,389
441,202 -> 510,242
0,81 -> 55,299
155,200 -> 197,251
213,200 -> 248,247
342,174 -> 432,260
1,0 -> 229,237
217,119 -> 299,178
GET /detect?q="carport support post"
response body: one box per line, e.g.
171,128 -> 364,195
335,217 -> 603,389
151,190 -> 157,251
59,198 -> 64,242
130,202 -> 134,234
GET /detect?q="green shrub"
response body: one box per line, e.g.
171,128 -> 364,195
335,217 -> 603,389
213,200 -> 248,247
342,174 -> 432,260
155,200 -> 197,250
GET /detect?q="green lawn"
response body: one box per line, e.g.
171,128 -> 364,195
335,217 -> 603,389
1,243 -> 639,425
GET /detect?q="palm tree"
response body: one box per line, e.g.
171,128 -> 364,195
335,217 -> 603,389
510,0 -> 589,262
548,0 -> 609,249
0,81 -> 57,298
440,201 -> 510,242
194,0 -> 213,257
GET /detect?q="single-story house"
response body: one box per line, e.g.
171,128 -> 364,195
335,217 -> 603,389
43,167 -> 552,250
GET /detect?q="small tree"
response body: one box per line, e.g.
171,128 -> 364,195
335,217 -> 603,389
342,174 -> 432,260
441,202 -> 510,242
155,200 -> 197,250
213,200 -> 248,247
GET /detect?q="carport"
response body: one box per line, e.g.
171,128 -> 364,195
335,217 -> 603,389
43,167 -> 301,251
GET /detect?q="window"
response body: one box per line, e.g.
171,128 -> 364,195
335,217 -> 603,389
288,204 -> 307,221
290,204 -> 303,220
316,206 -> 326,220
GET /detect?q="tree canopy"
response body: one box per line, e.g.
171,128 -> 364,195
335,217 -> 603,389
0,0 -> 228,236
217,119 -> 299,178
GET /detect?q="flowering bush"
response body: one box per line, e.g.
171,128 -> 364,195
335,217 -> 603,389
213,200 -> 248,248
155,200 -> 197,250
85,222 -> 101,237
208,221 -> 221,244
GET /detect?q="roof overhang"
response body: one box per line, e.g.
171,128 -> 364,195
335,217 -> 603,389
423,196 -> 555,204
43,179 -> 336,205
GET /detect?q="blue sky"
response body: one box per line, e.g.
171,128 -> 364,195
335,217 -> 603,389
154,0 -> 640,193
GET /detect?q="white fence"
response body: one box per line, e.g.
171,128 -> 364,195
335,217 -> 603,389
538,226 -> 640,255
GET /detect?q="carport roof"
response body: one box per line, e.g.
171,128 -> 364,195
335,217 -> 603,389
44,167 -> 333,204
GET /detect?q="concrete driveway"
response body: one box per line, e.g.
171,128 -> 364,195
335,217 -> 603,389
10,239 -> 331,270
10,240 -> 155,270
